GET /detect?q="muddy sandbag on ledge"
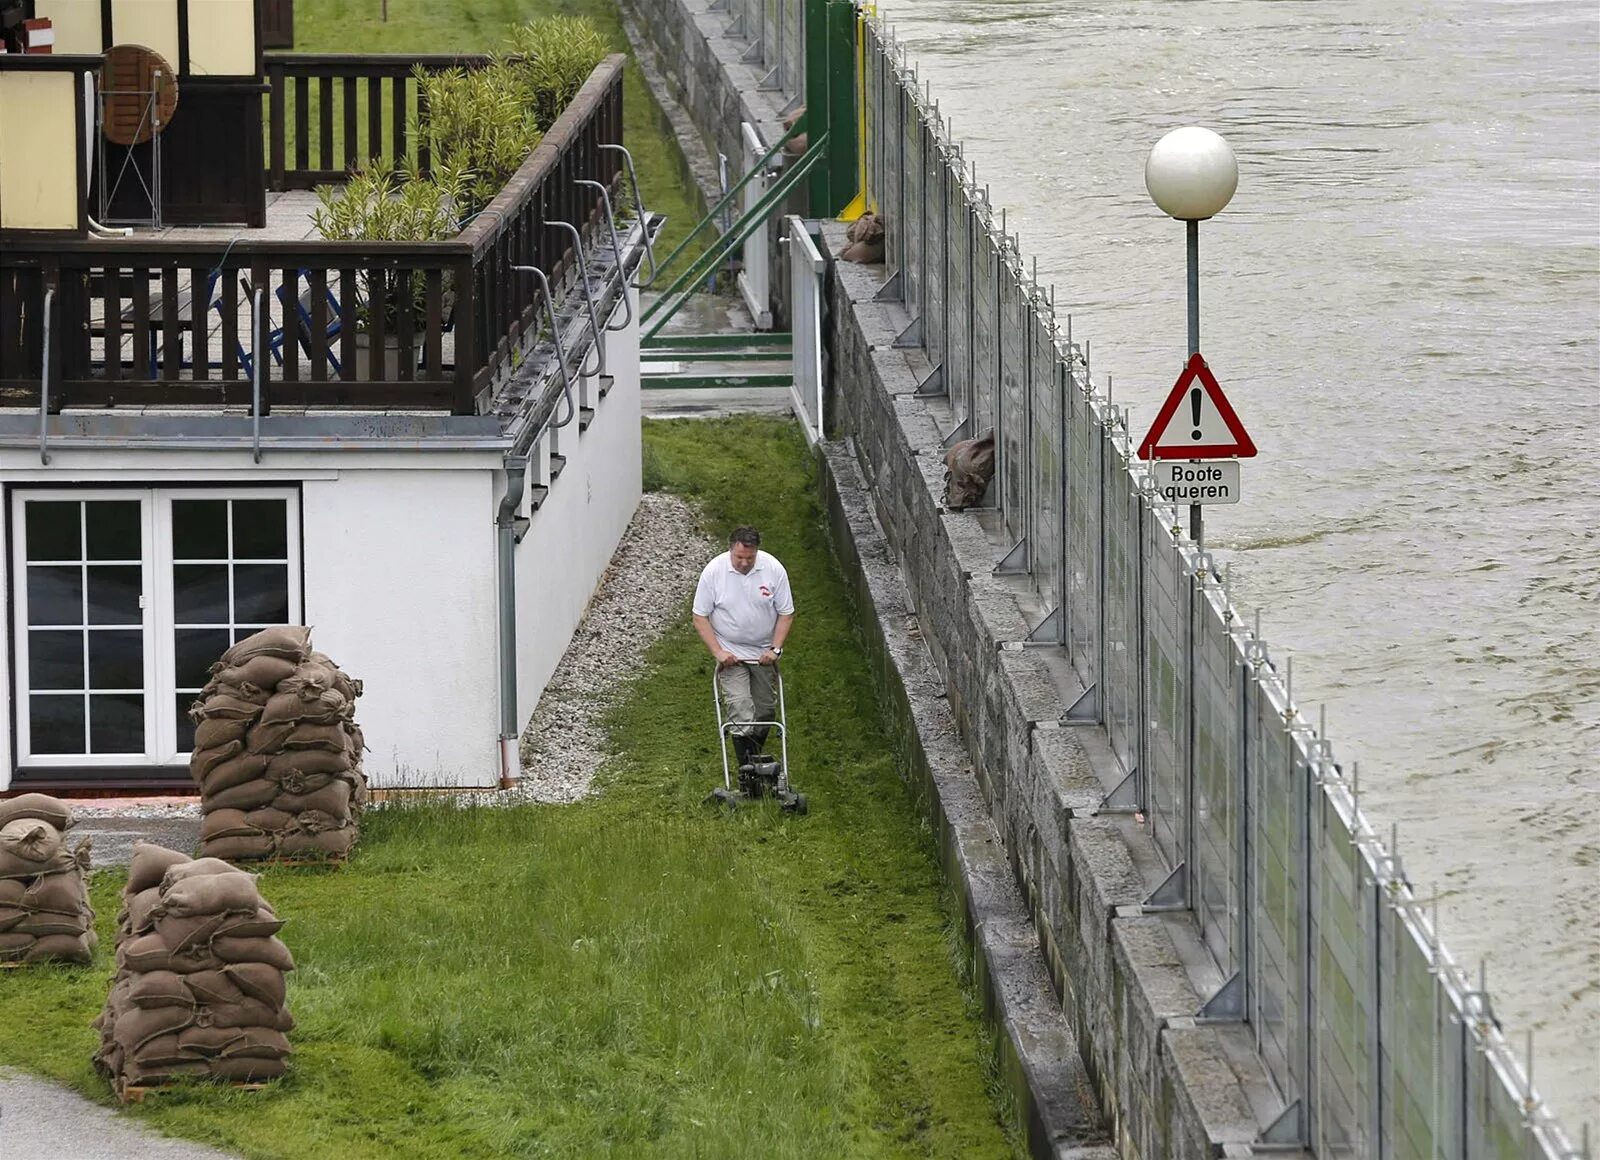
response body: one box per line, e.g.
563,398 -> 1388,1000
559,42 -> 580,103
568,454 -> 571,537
94,846 -> 294,1096
0,796 -> 96,965
188,627 -> 366,863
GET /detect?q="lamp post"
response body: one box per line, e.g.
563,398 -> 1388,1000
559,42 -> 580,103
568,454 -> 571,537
1144,126 -> 1238,544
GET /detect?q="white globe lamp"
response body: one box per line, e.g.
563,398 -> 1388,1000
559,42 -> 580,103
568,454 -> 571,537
1144,126 -> 1238,221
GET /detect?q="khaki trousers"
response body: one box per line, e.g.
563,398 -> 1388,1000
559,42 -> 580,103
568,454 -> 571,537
717,662 -> 777,742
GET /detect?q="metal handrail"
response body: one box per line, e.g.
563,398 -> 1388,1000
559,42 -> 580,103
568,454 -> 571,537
549,221 -> 604,378
598,144 -> 657,288
574,178 -> 633,331
511,264 -> 577,431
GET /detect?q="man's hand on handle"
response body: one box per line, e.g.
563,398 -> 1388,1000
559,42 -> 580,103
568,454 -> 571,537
757,649 -> 780,665
716,649 -> 740,669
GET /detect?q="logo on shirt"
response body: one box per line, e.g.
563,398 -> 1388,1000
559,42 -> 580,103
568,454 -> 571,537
759,585 -> 772,598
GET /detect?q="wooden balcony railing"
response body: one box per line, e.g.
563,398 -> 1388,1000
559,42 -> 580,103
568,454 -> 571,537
264,52 -> 496,192
0,55 -> 628,418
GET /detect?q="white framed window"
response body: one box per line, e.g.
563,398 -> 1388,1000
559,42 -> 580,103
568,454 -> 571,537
11,488 -> 302,768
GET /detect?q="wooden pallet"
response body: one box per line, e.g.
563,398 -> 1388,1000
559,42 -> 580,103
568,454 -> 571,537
119,1080 -> 274,1104
0,960 -> 24,969
257,852 -> 347,870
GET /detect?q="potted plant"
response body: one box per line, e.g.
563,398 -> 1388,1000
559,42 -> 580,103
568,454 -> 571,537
311,160 -> 466,379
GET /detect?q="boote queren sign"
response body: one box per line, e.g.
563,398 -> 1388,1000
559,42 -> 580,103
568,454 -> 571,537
1137,353 -> 1257,461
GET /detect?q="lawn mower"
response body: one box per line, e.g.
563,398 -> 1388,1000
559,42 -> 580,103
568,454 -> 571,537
707,661 -> 807,814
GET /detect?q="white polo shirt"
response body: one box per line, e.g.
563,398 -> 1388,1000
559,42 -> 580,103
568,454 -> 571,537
693,550 -> 794,660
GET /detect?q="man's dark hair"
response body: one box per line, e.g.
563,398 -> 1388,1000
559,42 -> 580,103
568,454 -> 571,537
729,526 -> 761,548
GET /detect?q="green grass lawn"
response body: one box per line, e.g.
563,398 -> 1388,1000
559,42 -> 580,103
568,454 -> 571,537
288,0 -> 705,261
0,418 -> 1017,1160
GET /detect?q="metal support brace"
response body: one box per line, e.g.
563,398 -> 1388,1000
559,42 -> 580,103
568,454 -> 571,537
941,414 -> 971,448
1196,971 -> 1244,1022
1257,1099 -> 1304,1149
757,65 -> 782,89
1064,683 -> 1100,726
742,39 -> 764,63
914,362 -> 945,397
1143,861 -> 1187,911
994,537 -> 1029,575
37,287 -> 54,466
726,11 -> 746,37
1098,766 -> 1139,812
892,314 -> 922,349
1024,606 -> 1062,644
874,268 -> 905,303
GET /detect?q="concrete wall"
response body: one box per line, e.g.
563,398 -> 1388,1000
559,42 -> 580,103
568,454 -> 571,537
819,232 -> 1291,1159
513,291 -> 644,731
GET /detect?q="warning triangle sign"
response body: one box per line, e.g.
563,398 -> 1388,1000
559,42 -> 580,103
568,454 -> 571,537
1136,353 -> 1257,461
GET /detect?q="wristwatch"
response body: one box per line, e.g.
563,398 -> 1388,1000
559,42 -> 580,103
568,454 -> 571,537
772,647 -> 783,656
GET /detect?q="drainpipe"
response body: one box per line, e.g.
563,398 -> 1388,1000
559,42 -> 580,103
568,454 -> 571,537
495,454 -> 529,788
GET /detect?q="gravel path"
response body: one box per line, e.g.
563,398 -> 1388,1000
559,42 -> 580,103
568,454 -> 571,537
0,1069 -> 240,1159
518,492 -> 716,802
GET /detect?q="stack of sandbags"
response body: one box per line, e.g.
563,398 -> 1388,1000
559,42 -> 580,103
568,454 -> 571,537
187,627 -> 367,863
0,793 -> 96,965
94,843 -> 293,1093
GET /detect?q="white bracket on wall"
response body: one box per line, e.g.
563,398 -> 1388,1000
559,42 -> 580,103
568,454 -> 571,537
892,314 -> 922,349
1098,766 -> 1139,812
940,415 -> 971,448
1143,861 -> 1188,912
914,362 -> 945,397
742,39 -> 765,64
1255,1099 -> 1304,1151
1196,971 -> 1245,1023
1064,683 -> 1099,726
994,537 -> 1029,575
874,269 -> 905,303
1024,606 -> 1062,645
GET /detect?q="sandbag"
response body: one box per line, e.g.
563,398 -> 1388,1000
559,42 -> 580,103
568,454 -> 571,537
189,693 -> 265,722
127,844 -> 191,896
127,886 -> 164,935
113,1005 -> 195,1053
200,753 -> 272,795
247,721 -> 349,755
0,818 -> 62,863
211,935 -> 295,972
272,780 -> 352,819
943,430 -> 997,509
199,809 -> 259,842
198,835 -> 277,862
127,971 -> 194,1009
161,858 -> 241,887
162,872 -> 261,918
207,999 -> 295,1033
178,1025 -> 291,1060
0,792 -> 73,831
193,718 -> 251,751
25,931 -> 94,963
0,906 -> 24,932
157,908 -> 283,948
278,827 -> 356,859
121,933 -> 222,975
216,961 -> 287,1008
0,846 -> 74,880
307,653 -> 362,701
260,688 -> 347,727
0,931 -> 34,956
199,679 -> 273,708
16,912 -> 88,937
205,778 -> 281,814
265,749 -> 352,778
18,869 -> 89,915
190,741 -> 244,782
209,654 -> 298,692
220,626 -> 311,667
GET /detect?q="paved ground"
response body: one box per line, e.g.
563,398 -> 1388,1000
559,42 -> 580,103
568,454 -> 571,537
72,814 -> 202,868
0,1070 -> 240,1160
642,385 -> 797,419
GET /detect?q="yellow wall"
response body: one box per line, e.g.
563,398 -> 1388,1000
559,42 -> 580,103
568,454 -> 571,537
0,73 -> 81,232
187,0 -> 257,75
110,0 -> 180,70
34,0 -> 103,54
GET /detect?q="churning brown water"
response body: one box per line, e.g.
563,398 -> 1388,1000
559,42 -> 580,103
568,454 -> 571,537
872,0 -> 1599,1129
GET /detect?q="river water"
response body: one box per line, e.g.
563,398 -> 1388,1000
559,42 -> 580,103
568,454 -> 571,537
871,0 -> 1599,1131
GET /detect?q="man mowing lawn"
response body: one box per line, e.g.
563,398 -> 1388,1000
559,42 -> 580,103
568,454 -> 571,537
693,526 -> 794,768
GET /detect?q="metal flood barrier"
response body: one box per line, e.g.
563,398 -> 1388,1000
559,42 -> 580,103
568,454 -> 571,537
855,13 -> 1581,1159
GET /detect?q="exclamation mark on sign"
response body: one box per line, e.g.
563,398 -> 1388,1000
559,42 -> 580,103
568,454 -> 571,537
1190,388 -> 1203,440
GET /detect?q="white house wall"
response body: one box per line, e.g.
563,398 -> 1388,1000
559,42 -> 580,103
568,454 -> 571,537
301,468 -> 499,788
0,451 -> 505,791
512,288 -> 643,737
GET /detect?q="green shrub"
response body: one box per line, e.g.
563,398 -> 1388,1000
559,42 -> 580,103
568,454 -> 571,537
507,15 -> 610,127
412,59 -> 543,210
